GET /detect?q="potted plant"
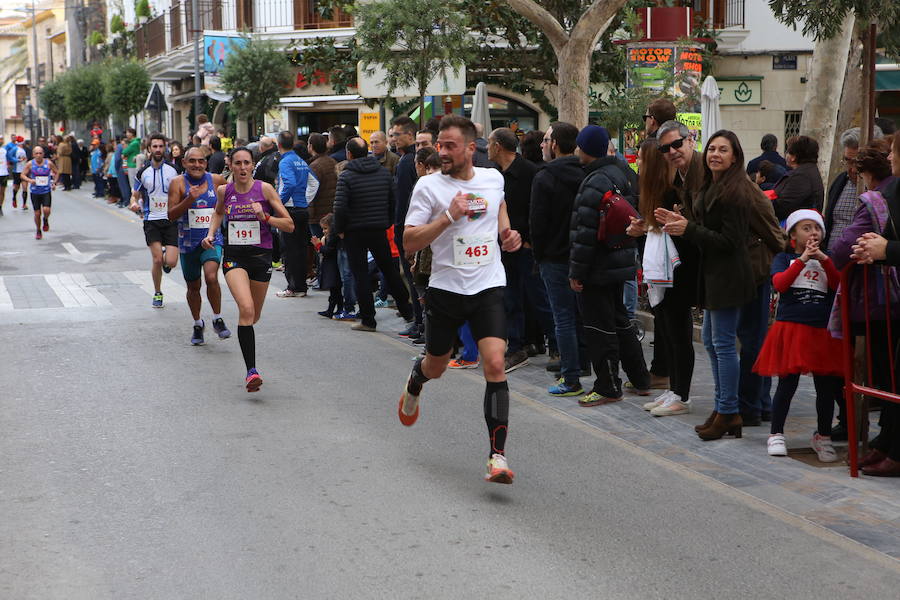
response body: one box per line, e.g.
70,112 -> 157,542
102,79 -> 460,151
135,0 -> 150,24
88,30 -> 105,48
110,14 -> 125,38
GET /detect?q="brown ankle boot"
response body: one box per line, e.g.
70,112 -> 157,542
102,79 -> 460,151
698,413 -> 742,441
695,410 -> 718,432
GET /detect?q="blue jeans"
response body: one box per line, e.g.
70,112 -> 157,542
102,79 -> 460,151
337,247 -> 357,310
117,171 -> 131,205
623,277 -> 638,320
92,173 -> 105,197
503,247 -> 556,353
702,307 -> 741,414
540,262 -> 583,386
737,281 -> 773,417
459,322 -> 478,362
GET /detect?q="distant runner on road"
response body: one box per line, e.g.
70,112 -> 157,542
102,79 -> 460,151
130,133 -> 179,308
21,146 -> 58,240
168,146 -> 231,346
203,147 -> 294,392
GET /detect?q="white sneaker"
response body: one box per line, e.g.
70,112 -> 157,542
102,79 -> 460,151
767,434 -> 787,456
811,432 -> 838,463
650,393 -> 690,416
485,453 -> 514,484
643,390 -> 673,411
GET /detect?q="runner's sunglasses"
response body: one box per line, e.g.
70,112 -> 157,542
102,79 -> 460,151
658,137 -> 687,154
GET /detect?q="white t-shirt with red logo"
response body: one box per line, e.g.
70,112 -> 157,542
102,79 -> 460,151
405,167 -> 506,295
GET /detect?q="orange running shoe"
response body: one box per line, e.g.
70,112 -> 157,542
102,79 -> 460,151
448,358 -> 479,369
398,379 -> 420,427
485,453 -> 514,484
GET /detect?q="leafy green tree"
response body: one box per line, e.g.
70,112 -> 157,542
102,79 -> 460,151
39,75 -> 68,124
355,0 -> 473,126
220,36 -> 293,123
61,64 -> 109,123
103,60 -> 150,120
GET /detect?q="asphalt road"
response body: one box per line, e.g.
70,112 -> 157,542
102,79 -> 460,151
2,188 -> 899,599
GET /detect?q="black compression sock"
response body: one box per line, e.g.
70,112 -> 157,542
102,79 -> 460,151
237,325 -> 256,371
484,380 -> 510,456
407,356 -> 430,395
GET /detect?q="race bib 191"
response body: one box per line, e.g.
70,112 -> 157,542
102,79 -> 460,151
189,208 -> 214,229
228,220 -> 260,245
34,176 -> 49,187
453,234 -> 495,266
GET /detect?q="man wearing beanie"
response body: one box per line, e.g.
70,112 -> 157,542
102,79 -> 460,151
568,125 -> 650,406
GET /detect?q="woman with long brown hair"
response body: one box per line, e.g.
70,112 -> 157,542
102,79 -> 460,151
629,138 -> 698,417
656,130 -> 757,440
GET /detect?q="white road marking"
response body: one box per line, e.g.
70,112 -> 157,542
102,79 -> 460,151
55,242 -> 99,264
43,274 -> 81,308
123,270 -> 187,302
0,277 -> 14,311
69,273 -> 112,306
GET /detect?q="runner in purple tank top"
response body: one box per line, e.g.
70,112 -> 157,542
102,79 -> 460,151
203,147 -> 294,392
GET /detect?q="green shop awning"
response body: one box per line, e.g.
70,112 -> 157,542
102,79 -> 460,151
877,69 -> 900,92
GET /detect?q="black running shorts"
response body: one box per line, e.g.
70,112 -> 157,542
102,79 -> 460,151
143,219 -> 178,247
0,175 -> 7,186
222,250 -> 273,283
12,173 -> 21,186
31,192 -> 51,210
424,286 -> 506,357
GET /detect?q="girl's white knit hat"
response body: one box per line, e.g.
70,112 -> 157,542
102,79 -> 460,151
785,209 -> 825,233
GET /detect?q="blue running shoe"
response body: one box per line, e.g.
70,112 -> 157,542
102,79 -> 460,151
548,378 -> 584,397
374,298 -> 389,309
152,292 -> 163,308
191,320 -> 205,346
213,317 -> 231,339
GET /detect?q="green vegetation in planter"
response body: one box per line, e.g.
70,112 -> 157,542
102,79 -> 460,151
135,0 -> 151,19
88,31 -> 105,46
110,14 -> 125,34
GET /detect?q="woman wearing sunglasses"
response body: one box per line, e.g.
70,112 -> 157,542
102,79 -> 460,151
655,130 -> 759,441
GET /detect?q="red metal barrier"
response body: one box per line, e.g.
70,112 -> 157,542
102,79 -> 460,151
839,263 -> 900,476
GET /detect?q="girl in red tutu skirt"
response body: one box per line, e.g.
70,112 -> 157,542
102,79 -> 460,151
754,209 -> 845,461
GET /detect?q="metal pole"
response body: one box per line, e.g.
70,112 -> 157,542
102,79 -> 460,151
866,23 -> 877,143
192,0 -> 202,132
30,0 -> 40,142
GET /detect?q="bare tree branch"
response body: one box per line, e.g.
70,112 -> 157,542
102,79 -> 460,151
502,0 -> 568,51
570,0 -> 627,49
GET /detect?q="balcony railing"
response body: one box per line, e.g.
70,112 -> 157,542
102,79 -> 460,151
691,0 -> 744,29
135,0 -> 352,60
713,0 -> 744,29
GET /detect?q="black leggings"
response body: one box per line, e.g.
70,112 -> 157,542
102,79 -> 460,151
652,293 -> 694,401
770,374 -> 842,435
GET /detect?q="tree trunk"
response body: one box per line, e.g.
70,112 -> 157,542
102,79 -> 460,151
503,0 -> 624,130
829,27 -> 865,187
799,13 -> 855,191
418,92 -> 426,128
557,44 -> 592,129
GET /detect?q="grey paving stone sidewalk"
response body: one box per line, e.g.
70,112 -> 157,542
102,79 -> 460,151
376,315 -> 900,560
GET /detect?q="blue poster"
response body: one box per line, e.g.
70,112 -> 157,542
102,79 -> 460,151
203,35 -> 248,77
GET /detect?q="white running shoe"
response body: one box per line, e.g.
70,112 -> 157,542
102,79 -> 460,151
811,432 -> 838,463
643,390 -> 673,411
485,453 -> 514,484
650,393 -> 690,416
767,434 -> 787,456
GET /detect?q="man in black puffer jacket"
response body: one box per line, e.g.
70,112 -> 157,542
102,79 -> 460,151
333,137 -> 414,331
569,125 -> 650,405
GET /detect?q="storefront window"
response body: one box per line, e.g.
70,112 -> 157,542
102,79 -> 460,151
462,92 -> 539,132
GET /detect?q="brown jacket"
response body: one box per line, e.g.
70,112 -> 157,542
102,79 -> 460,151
378,150 -> 400,176
56,142 -> 72,175
747,188 -> 786,286
308,154 -> 338,222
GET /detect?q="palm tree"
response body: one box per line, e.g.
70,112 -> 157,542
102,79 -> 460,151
0,36 -> 29,94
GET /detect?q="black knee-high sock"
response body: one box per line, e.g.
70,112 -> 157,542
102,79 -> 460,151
237,325 -> 256,371
484,380 -> 510,456
407,356 -> 430,394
